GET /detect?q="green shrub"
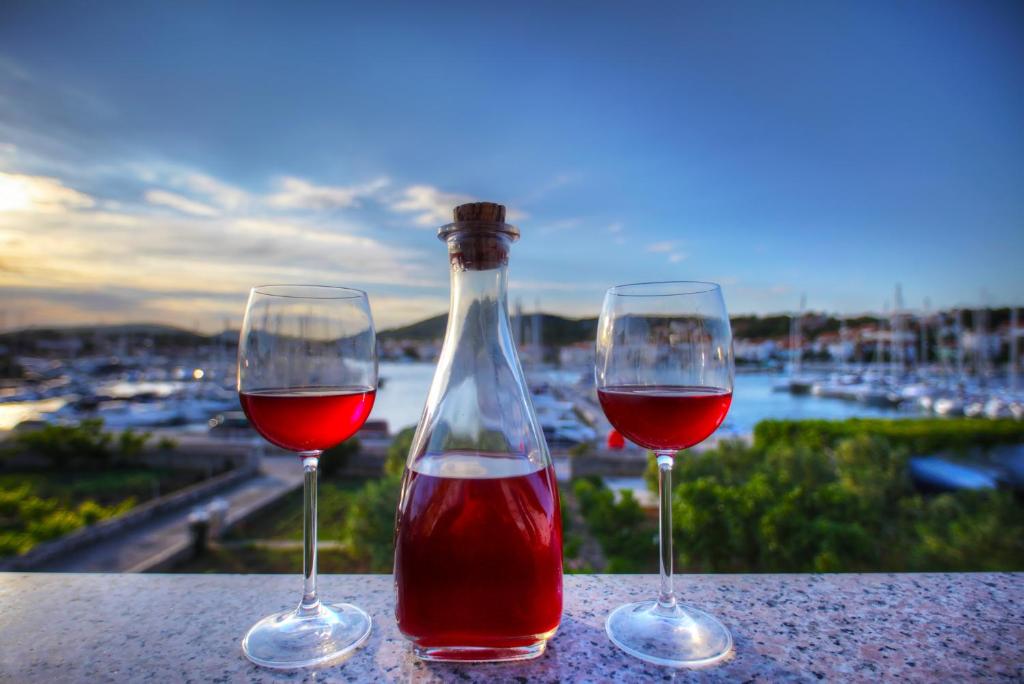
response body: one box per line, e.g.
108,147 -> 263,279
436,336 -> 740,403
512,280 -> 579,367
10,420 -> 151,470
0,531 -> 32,556
385,427 -> 415,477
330,425 -> 414,572
17,494 -> 58,522
651,419 -> 1024,573
752,418 -> 1024,455
907,489 -> 1024,571
343,473 -> 402,572
564,533 -> 582,560
76,498 -> 133,525
0,485 -> 31,519
156,436 -> 178,452
116,429 -> 149,459
319,438 -> 360,478
0,485 -> 137,558
338,426 -> 532,572
13,419 -> 110,469
573,478 -> 656,572
569,441 -> 593,458
27,509 -> 83,541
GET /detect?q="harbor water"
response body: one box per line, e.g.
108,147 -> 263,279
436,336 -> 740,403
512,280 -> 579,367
372,363 -> 910,437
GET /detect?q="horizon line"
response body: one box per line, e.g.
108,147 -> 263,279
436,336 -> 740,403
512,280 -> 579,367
2,304 -> 1022,338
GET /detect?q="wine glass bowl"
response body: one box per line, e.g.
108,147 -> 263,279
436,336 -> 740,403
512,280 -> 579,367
595,280 -> 735,668
237,284 -> 376,669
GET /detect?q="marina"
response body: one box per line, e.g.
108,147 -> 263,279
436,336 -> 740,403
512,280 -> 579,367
2,304 -> 1021,504
3,358 -> 1022,440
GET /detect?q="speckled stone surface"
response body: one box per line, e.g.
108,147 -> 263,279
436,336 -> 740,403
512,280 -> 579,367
0,573 -> 1021,682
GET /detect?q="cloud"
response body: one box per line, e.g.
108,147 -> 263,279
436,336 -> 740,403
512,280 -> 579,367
537,217 -> 582,234
646,240 -> 688,262
266,176 -> 389,211
0,163 -> 547,330
513,172 -> 579,205
510,278 -> 608,293
646,240 -> 677,253
0,172 -> 95,213
0,180 -> 440,332
389,185 -> 474,226
608,222 -> 623,233
144,189 -> 219,217
182,173 -> 248,210
389,185 -> 528,226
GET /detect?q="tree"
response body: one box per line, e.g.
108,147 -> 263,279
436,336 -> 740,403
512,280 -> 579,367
341,427 -> 415,571
318,438 -> 360,478
653,419 -> 1024,573
10,420 -> 149,470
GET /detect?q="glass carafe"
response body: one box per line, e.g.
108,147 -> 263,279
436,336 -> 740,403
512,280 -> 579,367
394,202 -> 563,662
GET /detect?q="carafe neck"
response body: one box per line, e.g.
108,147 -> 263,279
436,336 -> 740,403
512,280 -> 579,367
444,232 -> 513,344
404,202 -> 549,469
450,260 -> 509,331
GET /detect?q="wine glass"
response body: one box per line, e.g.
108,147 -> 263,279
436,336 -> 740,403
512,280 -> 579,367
595,281 -> 734,668
238,285 -> 377,669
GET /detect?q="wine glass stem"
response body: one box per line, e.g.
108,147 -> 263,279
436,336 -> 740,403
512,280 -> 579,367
655,451 -> 676,609
300,452 -> 321,613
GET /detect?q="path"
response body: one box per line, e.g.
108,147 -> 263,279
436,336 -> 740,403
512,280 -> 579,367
36,456 -> 303,572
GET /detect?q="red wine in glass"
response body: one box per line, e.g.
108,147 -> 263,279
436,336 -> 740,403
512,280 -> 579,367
394,454 -> 563,657
240,387 -> 376,453
597,385 -> 732,451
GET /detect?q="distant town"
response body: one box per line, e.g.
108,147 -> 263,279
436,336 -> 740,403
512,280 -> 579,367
375,305 -> 1022,372
1,304 -> 1021,377
1,301 -> 1021,439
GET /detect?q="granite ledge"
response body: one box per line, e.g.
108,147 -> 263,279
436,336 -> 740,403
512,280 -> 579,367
0,572 -> 1021,682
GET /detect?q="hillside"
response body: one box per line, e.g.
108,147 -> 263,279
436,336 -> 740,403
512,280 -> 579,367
0,323 -> 213,351
379,311 -> 944,344
379,313 -> 598,345
378,314 -> 448,341
379,313 -> 812,345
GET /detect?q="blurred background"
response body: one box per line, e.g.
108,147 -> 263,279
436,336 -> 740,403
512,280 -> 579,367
0,1 -> 1022,575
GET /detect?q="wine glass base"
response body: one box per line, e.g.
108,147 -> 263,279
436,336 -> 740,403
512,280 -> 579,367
242,602 -> 372,670
605,600 -> 733,668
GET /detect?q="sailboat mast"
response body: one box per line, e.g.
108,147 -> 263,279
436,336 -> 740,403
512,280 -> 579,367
795,294 -> 805,376
920,297 -> 931,369
532,298 -> 541,349
1011,307 -> 1019,394
893,284 -> 904,377
839,314 -> 848,374
955,308 -> 965,380
514,298 -> 524,348
975,294 -> 987,382
877,301 -> 888,372
789,308 -> 797,377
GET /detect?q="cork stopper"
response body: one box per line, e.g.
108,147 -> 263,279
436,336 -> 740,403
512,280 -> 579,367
453,202 -> 505,223
439,200 -> 519,270
438,200 -> 519,241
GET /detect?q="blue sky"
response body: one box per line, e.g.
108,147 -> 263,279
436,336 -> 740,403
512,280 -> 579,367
0,1 -> 1021,331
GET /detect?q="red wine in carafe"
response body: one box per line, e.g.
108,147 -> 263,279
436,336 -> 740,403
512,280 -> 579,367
395,453 -> 563,653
